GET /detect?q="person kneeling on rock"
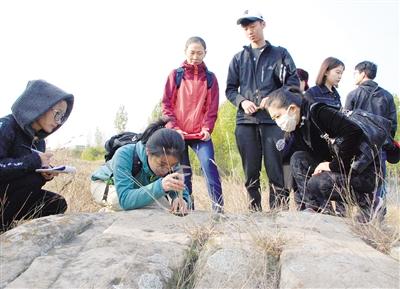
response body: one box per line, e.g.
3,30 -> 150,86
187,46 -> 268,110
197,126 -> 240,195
0,80 -> 74,231
261,86 -> 384,222
91,118 -> 189,215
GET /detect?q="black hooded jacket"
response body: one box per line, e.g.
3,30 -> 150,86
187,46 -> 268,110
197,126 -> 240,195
226,41 -> 299,124
0,80 -> 74,184
292,100 -> 365,173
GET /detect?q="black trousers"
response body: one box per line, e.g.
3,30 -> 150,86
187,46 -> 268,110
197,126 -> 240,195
235,124 -> 288,211
290,151 -> 376,212
0,173 -> 67,231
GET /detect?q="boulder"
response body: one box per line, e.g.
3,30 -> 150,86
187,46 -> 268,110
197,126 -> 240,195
1,210 -> 398,289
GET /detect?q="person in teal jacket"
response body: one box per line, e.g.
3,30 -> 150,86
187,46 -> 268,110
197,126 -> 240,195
91,119 -> 189,215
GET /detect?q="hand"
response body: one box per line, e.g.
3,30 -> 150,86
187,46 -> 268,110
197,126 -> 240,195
241,100 -> 259,115
312,162 -> 331,176
170,197 -> 188,216
175,129 -> 187,140
200,129 -> 211,141
38,152 -> 53,168
162,172 -> 185,192
259,97 -> 269,110
41,171 -> 59,181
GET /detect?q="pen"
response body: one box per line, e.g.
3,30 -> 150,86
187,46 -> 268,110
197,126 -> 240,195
21,144 -> 43,154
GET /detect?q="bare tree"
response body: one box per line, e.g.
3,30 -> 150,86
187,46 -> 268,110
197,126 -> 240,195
94,127 -> 104,147
114,105 -> 128,133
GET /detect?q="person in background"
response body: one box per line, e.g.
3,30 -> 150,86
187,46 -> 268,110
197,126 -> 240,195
296,68 -> 309,92
226,9 -> 299,211
91,118 -> 189,215
162,36 -> 223,213
345,60 -> 398,217
262,86 -> 381,222
306,57 -> 345,108
0,80 -> 74,231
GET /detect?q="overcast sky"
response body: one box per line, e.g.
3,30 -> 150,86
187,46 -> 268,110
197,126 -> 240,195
0,0 -> 398,148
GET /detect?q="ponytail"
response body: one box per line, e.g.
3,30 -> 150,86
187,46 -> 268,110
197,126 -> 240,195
141,117 -> 185,161
140,117 -> 170,144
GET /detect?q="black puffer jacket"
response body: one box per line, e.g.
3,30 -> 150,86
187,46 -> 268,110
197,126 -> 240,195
226,41 -> 299,124
345,80 -> 397,137
0,80 -> 74,184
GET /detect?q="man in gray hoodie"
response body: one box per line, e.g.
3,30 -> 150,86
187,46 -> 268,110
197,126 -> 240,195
0,80 -> 74,231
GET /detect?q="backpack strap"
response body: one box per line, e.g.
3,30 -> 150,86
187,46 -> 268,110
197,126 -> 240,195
309,102 -> 333,143
131,144 -> 142,176
357,84 -> 379,109
175,67 -> 185,89
102,144 -> 142,202
175,67 -> 214,89
205,69 -> 214,89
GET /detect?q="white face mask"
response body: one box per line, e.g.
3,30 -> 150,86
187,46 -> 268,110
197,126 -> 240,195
275,107 -> 298,132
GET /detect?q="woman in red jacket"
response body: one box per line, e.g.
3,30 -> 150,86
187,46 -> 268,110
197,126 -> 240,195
162,36 -> 223,213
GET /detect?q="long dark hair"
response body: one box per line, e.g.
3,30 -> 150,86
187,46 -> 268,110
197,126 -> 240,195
141,118 -> 185,161
315,57 -> 345,86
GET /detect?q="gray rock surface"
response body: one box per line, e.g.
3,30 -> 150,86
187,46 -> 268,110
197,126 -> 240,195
1,210 -> 399,289
277,212 -> 399,289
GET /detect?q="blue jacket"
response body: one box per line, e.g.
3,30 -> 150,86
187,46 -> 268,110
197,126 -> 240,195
226,41 -> 299,124
305,85 -> 342,108
91,141 -> 190,210
345,80 -> 397,137
0,80 -> 74,184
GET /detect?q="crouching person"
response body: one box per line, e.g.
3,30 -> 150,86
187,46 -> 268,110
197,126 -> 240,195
261,87 -> 383,222
0,80 -> 74,231
90,119 -> 189,215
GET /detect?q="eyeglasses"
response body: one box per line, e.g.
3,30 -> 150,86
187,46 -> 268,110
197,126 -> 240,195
52,109 -> 66,124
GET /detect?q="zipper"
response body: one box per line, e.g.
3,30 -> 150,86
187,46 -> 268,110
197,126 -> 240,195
248,48 -> 260,105
194,65 -> 198,81
261,67 -> 264,83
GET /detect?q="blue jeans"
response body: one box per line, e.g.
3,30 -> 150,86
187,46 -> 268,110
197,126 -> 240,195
181,139 -> 223,211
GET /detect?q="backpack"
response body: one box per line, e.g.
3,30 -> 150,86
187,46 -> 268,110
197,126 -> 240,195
102,133 -> 143,202
310,103 -> 391,173
104,132 -> 142,161
104,131 -> 143,178
175,67 -> 214,89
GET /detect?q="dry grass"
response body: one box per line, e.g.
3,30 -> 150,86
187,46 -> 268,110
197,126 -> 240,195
348,168 -> 400,254
33,150 -> 400,254
170,223 -> 216,289
43,149 -> 102,213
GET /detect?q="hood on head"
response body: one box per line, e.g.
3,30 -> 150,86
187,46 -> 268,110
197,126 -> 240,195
11,79 -> 74,138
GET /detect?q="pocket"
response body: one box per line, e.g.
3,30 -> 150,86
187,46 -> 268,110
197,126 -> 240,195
261,64 -> 275,84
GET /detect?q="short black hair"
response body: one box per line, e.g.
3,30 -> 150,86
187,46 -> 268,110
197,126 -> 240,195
355,61 -> 377,80
263,86 -> 303,109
